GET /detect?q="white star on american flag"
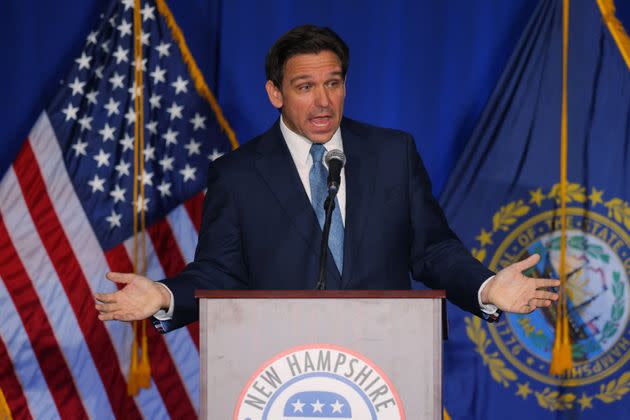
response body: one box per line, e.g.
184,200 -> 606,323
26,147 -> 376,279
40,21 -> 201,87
112,46 -> 129,64
93,148 -> 111,168
104,98 -> 120,116
68,77 -> 86,96
71,139 -> 88,156
171,76 -> 189,94
155,41 -> 170,57
88,174 -> 105,193
190,113 -> 206,130
109,72 -> 125,90
150,66 -> 166,84
140,3 -> 155,21
166,102 -> 183,120
184,139 -> 201,156
98,123 -> 116,142
75,52 -> 92,70
109,184 -> 126,203
105,210 -> 122,228
114,159 -> 131,177
117,19 -> 132,37
62,103 -> 79,121
179,164 -> 196,182
162,128 -> 178,145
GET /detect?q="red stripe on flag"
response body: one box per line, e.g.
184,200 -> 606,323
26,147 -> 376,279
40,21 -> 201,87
0,216 -> 86,419
147,218 -> 200,349
183,191 -> 205,232
13,142 -> 142,420
0,336 -> 33,420
105,244 -> 198,419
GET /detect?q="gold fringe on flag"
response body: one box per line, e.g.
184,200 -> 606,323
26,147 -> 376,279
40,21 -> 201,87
0,387 -> 12,420
156,0 -> 239,150
597,0 -> 630,70
443,407 -> 451,420
550,0 -> 573,376
138,319 -> 151,388
128,0 -> 151,396
124,0 -> 243,396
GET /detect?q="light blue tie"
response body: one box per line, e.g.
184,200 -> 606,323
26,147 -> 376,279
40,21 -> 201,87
309,143 -> 344,273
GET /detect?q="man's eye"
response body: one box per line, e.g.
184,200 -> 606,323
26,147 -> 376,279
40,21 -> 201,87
299,84 -> 312,91
328,80 -> 340,87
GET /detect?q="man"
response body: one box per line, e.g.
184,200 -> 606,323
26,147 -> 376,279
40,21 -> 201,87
95,25 -> 559,331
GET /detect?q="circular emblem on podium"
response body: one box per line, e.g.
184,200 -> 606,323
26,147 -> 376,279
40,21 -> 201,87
234,344 -> 405,420
466,183 -> 630,411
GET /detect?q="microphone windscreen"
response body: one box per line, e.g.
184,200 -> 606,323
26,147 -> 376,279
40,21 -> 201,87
324,149 -> 346,167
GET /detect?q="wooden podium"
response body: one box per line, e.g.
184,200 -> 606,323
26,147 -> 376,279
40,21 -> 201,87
196,290 -> 445,419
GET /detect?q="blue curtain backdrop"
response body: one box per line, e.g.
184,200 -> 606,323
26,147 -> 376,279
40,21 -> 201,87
0,0 -> 541,196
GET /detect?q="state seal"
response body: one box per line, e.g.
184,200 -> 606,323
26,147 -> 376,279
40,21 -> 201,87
466,183 -> 630,411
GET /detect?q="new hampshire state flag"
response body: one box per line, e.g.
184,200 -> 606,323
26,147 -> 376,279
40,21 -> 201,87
441,0 -> 630,418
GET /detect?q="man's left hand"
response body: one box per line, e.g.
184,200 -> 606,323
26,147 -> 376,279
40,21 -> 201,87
481,254 -> 561,313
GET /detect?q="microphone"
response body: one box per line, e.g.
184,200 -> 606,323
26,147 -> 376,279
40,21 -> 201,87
324,149 -> 346,194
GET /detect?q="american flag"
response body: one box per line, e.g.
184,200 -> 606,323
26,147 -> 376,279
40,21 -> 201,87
0,0 -> 235,418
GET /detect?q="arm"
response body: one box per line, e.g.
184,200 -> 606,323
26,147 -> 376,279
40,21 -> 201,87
96,163 -> 249,331
404,133 -> 495,318
404,135 -> 559,317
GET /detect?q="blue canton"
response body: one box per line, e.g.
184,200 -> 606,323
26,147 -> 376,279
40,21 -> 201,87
45,0 -> 232,250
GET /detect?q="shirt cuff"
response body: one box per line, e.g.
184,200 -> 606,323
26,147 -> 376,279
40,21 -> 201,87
153,283 -> 174,320
478,276 -> 499,315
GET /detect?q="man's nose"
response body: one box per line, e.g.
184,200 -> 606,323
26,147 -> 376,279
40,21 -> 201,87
313,86 -> 330,108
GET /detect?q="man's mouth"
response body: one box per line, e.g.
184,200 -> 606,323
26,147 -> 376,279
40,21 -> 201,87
309,116 -> 332,127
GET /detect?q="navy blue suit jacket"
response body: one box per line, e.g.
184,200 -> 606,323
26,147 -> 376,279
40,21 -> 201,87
160,118 -> 494,331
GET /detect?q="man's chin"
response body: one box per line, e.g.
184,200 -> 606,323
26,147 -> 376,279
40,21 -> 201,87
306,132 -> 335,143
305,124 -> 339,143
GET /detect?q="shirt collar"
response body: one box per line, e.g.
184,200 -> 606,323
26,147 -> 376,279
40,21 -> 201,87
280,116 -> 343,165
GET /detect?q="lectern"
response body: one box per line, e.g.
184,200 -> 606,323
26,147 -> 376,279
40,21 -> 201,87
196,290 -> 445,419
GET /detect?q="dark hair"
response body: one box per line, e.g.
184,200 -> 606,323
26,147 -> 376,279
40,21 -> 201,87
265,25 -> 350,88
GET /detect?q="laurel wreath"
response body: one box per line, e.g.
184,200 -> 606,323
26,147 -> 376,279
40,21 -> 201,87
595,372 -> 630,403
605,198 -> 630,231
534,388 -> 576,410
600,272 -> 625,343
465,316 -> 517,387
466,182 -> 630,411
547,183 -> 587,204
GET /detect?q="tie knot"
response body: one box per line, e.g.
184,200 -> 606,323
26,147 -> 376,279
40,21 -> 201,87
309,143 -> 326,163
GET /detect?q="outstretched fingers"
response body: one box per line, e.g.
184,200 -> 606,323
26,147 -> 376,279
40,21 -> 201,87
513,253 -> 541,271
535,278 -> 561,289
534,290 -> 558,301
105,272 -> 135,285
94,291 -> 117,304
529,298 -> 553,308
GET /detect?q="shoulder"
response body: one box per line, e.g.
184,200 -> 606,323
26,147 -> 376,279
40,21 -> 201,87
341,117 -> 414,153
207,122 -> 278,174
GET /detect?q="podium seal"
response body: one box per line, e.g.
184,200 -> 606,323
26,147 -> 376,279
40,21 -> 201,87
234,343 -> 405,419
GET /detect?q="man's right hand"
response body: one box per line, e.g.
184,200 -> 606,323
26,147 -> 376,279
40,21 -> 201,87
95,272 -> 171,321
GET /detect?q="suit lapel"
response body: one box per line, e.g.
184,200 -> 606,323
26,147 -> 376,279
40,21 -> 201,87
254,121 -> 342,288
340,120 -> 377,289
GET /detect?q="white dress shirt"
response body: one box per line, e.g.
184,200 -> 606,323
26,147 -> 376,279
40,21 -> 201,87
280,116 -> 346,225
154,118 -> 497,320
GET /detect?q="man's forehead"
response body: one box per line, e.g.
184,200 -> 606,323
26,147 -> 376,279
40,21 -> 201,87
284,51 -> 342,79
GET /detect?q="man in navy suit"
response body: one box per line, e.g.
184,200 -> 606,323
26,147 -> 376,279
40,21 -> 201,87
96,25 -> 559,331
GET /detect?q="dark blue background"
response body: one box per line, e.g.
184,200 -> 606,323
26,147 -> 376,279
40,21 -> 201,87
1,1 -> 628,194
0,0 -> 538,195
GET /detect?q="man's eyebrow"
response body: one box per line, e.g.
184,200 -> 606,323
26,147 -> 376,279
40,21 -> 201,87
289,75 -> 313,84
289,71 -> 344,85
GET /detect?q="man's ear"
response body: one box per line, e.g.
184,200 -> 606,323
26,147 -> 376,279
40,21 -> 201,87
265,80 -> 283,109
